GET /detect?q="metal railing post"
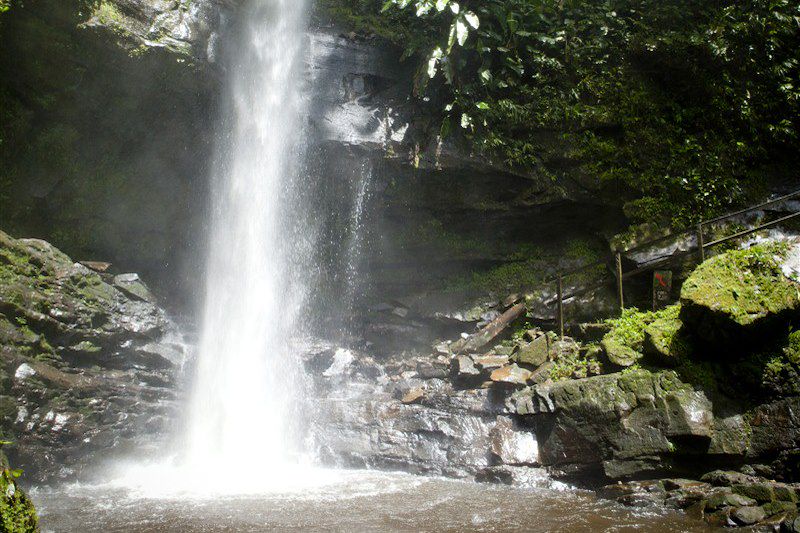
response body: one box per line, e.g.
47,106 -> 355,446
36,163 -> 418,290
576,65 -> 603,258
697,223 -> 706,262
615,252 -> 624,312
557,272 -> 564,339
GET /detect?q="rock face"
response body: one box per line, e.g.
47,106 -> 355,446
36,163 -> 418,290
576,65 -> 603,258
510,370 -> 718,480
0,0 -> 239,309
303,345 -> 552,485
0,230 -> 182,481
81,0 -> 236,63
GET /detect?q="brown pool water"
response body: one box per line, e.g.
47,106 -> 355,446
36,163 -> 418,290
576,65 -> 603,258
33,470 -> 715,532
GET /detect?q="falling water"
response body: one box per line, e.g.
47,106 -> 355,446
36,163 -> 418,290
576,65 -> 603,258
183,0 -> 313,482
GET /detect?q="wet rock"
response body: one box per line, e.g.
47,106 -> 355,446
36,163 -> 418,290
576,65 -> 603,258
705,489 -> 757,510
510,369 -> 715,480
731,505 -> 766,526
732,482 -> 776,503
490,364 -> 532,386
709,415 -> 751,456
473,355 -> 509,371
113,273 -> 155,303
514,335 -> 549,367
748,397 -> 800,463
701,470 -> 756,487
475,467 -> 514,485
0,230 -> 180,482
416,360 -> 448,379
490,417 -> 539,465
451,355 -> 480,379
402,388 -> 424,404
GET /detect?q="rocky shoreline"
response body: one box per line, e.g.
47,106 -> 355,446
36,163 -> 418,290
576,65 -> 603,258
307,238 -> 800,530
0,230 -> 184,482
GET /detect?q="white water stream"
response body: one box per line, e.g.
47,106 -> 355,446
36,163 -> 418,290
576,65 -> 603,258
182,0 -> 314,486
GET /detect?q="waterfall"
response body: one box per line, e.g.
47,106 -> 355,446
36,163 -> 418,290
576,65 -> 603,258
184,0 -> 312,481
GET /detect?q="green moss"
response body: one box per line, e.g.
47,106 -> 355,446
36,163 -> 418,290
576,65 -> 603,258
681,242 -> 796,327
0,447 -> 38,532
675,359 -> 718,392
93,1 -> 125,27
643,306 -> 691,365
399,218 -> 493,259
601,305 -> 681,367
549,342 -> 603,381
448,260 -> 548,295
758,329 -> 800,397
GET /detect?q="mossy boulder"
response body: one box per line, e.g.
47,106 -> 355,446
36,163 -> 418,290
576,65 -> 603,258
509,369 -> 716,479
0,230 -> 180,481
514,335 -> 549,368
601,305 -> 682,367
680,243 -> 800,350
643,309 -> 691,367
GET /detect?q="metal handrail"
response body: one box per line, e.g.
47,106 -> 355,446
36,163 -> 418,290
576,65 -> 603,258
701,189 -> 800,227
550,188 -> 800,337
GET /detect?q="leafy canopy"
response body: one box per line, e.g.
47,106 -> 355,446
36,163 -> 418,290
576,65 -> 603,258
377,0 -> 800,225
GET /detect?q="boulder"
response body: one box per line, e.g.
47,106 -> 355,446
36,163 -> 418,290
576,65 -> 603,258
451,355 -> 480,378
643,315 -> 689,366
510,369 -> 715,480
514,335 -> 549,368
705,490 -> 757,509
601,337 -> 641,367
473,355 -> 510,370
732,482 -> 775,503
731,505 -> 766,526
680,243 -> 800,350
490,365 -> 533,386
402,388 -> 424,404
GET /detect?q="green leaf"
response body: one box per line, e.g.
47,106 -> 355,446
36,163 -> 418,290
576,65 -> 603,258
464,11 -> 480,30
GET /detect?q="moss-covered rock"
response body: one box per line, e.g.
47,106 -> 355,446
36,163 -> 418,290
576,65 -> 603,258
601,305 -> 682,367
514,334 -> 549,368
0,229 -> 180,482
680,243 -> 800,349
643,306 -> 691,366
510,369 -> 715,480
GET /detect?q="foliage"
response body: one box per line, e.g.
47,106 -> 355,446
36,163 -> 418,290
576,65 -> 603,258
550,343 -> 603,381
0,1 -> 10,14
604,305 -> 680,354
370,0 -> 800,225
761,329 -> 800,396
0,443 -> 38,533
